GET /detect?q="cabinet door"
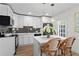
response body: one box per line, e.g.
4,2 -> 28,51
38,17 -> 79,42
28,33 -> 34,44
18,36 -> 24,46
23,33 -> 33,44
0,38 -> 10,56
13,14 -> 18,28
0,39 -> 4,55
17,15 -> 24,28
0,37 -> 15,56
3,37 -> 11,56
8,37 -> 15,56
23,35 -> 29,44
18,33 -> 34,45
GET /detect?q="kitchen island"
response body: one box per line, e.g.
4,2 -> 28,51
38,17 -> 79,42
33,35 -> 66,56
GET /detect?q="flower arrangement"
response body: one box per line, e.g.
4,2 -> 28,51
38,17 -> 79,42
42,24 -> 56,36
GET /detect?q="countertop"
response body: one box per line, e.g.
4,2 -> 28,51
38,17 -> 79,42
34,35 -> 66,44
0,35 -> 18,38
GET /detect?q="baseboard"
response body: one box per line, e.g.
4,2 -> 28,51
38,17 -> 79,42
18,43 -> 33,47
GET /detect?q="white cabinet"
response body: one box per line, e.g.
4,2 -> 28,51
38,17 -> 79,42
24,16 -> 34,26
23,34 -> 29,44
0,37 -> 15,56
33,17 -> 42,28
24,16 -> 43,28
13,14 -> 18,28
17,15 -> 24,28
28,33 -> 34,44
13,15 -> 24,28
0,38 -> 3,55
0,4 -> 8,16
18,34 -> 25,46
18,33 -> 34,46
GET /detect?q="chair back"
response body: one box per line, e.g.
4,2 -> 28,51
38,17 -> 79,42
47,39 -> 60,50
59,37 -> 75,49
66,37 -> 75,47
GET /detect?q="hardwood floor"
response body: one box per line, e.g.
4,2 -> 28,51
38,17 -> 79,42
16,44 -> 33,56
16,44 -> 79,56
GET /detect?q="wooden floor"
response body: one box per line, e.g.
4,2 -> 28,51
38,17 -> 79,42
16,44 -> 79,56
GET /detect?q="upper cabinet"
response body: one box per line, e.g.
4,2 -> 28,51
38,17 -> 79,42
13,14 -> 24,28
17,15 -> 24,28
33,17 -> 43,28
24,16 -> 34,26
0,4 -> 8,16
12,14 -> 18,28
24,16 -> 43,28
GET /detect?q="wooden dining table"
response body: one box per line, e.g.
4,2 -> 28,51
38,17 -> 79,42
33,35 -> 66,56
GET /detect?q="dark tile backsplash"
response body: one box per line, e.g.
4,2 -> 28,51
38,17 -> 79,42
0,26 -> 41,33
16,26 -> 40,33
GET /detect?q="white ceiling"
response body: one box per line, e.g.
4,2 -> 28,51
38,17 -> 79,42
9,3 -> 79,16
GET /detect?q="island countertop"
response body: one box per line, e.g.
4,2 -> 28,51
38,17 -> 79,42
34,35 -> 66,44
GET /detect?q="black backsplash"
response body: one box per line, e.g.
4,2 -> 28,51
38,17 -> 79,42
16,26 -> 40,33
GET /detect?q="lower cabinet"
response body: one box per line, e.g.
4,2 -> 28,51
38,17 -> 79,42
18,33 -> 34,46
0,37 -> 15,56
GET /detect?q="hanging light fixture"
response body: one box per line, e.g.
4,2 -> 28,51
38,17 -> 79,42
51,3 -> 55,22
42,3 -> 55,23
42,3 -> 46,16
42,3 -> 46,23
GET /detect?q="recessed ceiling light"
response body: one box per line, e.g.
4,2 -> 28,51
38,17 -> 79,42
28,12 -> 32,15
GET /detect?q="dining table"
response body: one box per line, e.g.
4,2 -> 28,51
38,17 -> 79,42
33,35 -> 66,56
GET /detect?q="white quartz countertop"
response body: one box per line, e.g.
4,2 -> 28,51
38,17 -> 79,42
34,35 -> 66,44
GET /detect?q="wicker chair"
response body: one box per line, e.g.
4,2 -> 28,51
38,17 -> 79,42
41,39 -> 60,56
59,37 -> 75,56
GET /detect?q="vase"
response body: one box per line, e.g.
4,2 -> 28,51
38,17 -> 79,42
47,34 -> 50,38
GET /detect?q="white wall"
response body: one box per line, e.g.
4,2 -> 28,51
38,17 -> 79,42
54,6 -> 79,53
0,4 -> 8,16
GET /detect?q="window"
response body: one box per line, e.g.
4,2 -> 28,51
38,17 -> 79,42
59,25 -> 65,37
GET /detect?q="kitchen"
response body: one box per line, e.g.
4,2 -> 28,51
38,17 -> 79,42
0,3 -> 79,56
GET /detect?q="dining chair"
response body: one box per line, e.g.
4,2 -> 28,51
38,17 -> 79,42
41,38 -> 60,56
59,37 -> 75,56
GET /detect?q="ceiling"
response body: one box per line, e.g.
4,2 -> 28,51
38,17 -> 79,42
8,3 -> 79,16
